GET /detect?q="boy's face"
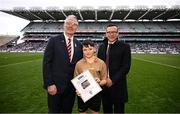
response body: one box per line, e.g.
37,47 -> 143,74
83,45 -> 95,59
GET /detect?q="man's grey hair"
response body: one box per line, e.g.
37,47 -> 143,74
64,15 -> 78,25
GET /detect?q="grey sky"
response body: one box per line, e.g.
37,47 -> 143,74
0,0 -> 179,35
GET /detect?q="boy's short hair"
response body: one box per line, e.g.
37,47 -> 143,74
82,40 -> 95,47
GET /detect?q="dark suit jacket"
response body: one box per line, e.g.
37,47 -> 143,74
43,34 -> 83,93
98,39 -> 131,103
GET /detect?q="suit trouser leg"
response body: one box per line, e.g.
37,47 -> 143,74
114,102 -> 125,113
47,88 -> 75,113
102,88 -> 113,113
48,93 -> 62,113
62,89 -> 75,113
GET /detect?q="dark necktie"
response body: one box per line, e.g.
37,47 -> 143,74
67,38 -> 72,61
106,44 -> 112,76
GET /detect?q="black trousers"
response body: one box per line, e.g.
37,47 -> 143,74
47,86 -> 75,113
102,87 -> 125,114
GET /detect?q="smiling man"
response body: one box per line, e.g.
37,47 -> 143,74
43,15 -> 83,113
98,24 -> 131,113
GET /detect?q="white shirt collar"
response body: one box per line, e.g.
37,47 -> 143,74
108,40 -> 117,45
64,32 -> 73,42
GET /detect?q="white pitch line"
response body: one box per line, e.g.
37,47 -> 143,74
133,57 -> 180,70
0,59 -> 42,68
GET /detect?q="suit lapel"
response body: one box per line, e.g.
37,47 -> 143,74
103,43 -> 108,59
71,39 -> 77,63
59,35 -> 70,62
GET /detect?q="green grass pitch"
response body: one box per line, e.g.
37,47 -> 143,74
0,52 -> 180,113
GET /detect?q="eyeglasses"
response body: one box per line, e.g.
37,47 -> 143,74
106,31 -> 118,34
65,21 -> 78,26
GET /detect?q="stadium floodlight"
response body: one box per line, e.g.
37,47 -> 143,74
98,6 -> 112,11
29,7 -> 43,11
171,5 -> 180,9
46,7 -> 59,11
13,7 -> 26,11
115,6 -> 130,10
63,6 -> 78,11
81,6 -> 94,11
152,5 -> 167,9
134,5 -> 148,10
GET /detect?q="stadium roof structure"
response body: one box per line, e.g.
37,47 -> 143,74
1,5 -> 180,22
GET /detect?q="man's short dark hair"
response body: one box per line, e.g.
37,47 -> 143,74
82,40 -> 95,47
106,24 -> 119,30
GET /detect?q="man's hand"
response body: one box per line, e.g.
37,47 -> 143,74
106,78 -> 113,87
47,84 -> 57,95
95,77 -> 107,86
99,79 -> 106,86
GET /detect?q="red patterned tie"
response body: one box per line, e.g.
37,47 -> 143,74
67,38 -> 72,61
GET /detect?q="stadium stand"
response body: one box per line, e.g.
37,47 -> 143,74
0,35 -> 19,46
0,6 -> 180,54
0,35 -> 20,51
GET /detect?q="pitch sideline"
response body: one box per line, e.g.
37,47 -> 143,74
133,57 -> 180,70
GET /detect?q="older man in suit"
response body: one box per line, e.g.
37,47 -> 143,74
43,15 -> 83,113
98,24 -> 131,113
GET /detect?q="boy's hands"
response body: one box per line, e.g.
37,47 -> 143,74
95,77 -> 100,83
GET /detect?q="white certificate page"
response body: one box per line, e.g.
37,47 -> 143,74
71,70 -> 102,102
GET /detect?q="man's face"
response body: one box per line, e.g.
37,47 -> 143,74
83,45 -> 95,59
64,18 -> 78,36
106,26 -> 119,42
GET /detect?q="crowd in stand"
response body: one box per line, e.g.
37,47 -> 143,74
0,41 -> 179,54
25,22 -> 180,33
129,42 -> 180,54
0,41 -> 47,52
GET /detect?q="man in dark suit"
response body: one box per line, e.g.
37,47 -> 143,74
98,24 -> 131,113
43,15 -> 83,113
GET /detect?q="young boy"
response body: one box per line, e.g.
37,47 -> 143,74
74,40 -> 107,114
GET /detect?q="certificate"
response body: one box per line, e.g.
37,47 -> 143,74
71,70 -> 102,103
